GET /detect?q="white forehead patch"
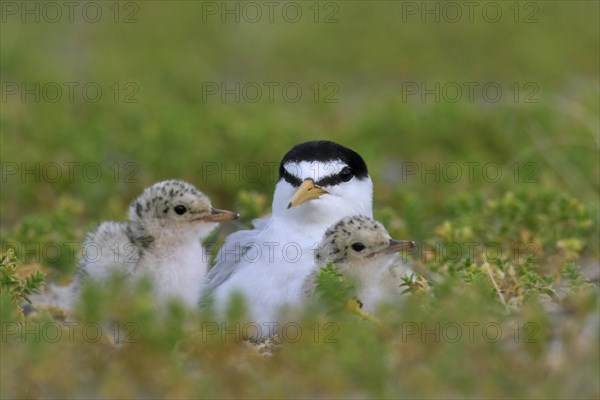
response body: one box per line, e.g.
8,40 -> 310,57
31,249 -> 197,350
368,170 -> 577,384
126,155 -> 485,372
284,160 -> 347,182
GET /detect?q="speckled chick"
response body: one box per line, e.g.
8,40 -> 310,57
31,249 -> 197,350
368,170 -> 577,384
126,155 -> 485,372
74,180 -> 238,307
303,215 -> 414,313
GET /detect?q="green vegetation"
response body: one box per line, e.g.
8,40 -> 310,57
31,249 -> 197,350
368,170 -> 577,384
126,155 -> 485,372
314,263 -> 355,313
0,248 -> 46,321
1,1 -> 598,398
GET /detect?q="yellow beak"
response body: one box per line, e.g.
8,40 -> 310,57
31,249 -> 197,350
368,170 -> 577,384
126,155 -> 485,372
287,178 -> 328,209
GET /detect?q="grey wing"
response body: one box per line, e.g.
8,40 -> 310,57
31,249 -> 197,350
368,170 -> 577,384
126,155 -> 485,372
203,216 -> 270,292
251,215 -> 270,230
74,221 -> 140,285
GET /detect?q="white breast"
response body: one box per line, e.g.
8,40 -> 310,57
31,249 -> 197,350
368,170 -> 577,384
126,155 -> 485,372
211,218 -> 326,326
138,240 -> 207,307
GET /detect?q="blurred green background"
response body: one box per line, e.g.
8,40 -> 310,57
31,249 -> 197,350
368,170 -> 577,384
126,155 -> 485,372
2,1 -> 598,228
1,1 -> 599,398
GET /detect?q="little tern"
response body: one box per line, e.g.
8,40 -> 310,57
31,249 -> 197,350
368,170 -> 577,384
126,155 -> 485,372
203,141 -> 374,331
303,215 -> 415,313
74,180 -> 238,307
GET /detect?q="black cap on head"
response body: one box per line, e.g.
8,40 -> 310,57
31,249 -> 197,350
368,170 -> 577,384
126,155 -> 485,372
278,141 -> 369,186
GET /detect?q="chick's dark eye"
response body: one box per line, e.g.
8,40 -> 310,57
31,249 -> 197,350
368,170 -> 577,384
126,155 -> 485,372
351,242 -> 365,252
174,205 -> 187,215
340,167 -> 353,182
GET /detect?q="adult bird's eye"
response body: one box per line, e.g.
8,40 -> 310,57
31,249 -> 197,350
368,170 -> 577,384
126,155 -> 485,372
351,242 -> 365,252
174,205 -> 187,215
340,167 -> 353,182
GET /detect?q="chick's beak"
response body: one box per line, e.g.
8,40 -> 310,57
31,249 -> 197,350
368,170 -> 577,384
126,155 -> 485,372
287,178 -> 328,209
383,238 -> 415,253
198,208 -> 239,222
